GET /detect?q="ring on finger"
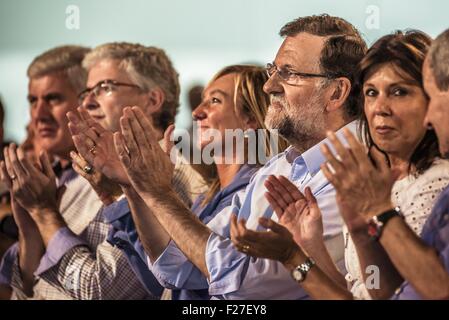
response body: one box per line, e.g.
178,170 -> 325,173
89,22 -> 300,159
83,164 -> 93,174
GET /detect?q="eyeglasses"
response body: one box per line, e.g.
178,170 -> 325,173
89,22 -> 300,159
78,79 -> 142,103
265,62 -> 337,85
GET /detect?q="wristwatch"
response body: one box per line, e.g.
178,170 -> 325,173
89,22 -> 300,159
292,257 -> 315,282
367,206 -> 402,241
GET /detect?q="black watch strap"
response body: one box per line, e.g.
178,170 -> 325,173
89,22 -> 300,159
368,207 -> 402,241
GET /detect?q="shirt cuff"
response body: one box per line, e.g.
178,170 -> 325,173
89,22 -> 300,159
205,232 -> 249,296
0,242 -> 19,285
34,227 -> 87,276
103,197 -> 130,223
149,240 -> 208,290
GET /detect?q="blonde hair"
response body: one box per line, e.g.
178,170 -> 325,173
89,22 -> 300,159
27,45 -> 90,94
83,42 -> 180,131
202,65 -> 289,206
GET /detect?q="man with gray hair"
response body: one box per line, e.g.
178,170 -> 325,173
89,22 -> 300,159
100,15 -> 367,299
64,42 -> 206,298
0,45 -> 153,299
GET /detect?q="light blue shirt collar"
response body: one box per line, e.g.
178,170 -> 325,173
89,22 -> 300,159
285,120 -> 359,176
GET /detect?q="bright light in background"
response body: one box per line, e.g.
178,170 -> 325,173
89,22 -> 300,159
0,0 -> 448,143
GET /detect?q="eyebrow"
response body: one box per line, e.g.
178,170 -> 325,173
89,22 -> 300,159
364,80 -> 419,87
27,92 -> 63,101
205,89 -> 228,98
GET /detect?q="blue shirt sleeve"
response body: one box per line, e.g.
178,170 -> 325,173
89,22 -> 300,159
204,179 -> 343,299
34,227 -> 87,276
148,240 -> 209,290
103,198 -> 164,297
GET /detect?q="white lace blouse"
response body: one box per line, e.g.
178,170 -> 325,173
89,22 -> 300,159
343,159 -> 449,299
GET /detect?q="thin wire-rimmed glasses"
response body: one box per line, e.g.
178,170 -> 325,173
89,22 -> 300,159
265,62 -> 337,85
78,79 -> 142,103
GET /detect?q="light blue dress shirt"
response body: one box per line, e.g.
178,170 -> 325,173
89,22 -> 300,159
148,122 -> 357,299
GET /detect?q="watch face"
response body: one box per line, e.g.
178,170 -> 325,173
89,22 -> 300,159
293,268 -> 304,282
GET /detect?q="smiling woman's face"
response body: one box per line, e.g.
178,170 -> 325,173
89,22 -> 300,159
192,73 -> 248,151
364,63 -> 429,160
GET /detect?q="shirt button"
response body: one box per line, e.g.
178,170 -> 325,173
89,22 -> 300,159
345,273 -> 354,282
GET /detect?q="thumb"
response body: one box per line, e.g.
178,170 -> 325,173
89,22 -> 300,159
304,187 -> 317,206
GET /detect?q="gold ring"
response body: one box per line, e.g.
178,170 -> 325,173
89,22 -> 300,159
242,245 -> 250,253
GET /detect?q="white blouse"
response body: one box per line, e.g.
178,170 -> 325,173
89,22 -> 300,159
343,159 -> 449,299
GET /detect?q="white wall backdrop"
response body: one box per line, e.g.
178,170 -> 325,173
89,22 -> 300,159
0,0 -> 448,142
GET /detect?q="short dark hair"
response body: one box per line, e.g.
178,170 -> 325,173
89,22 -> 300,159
429,28 -> 449,91
358,30 -> 439,175
280,14 -> 367,118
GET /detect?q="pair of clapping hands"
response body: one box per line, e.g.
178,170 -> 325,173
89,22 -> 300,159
67,106 -> 176,205
0,106 -> 176,232
231,128 -> 396,264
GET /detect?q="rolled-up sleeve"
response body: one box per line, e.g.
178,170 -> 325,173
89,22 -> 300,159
147,190 -> 246,291
34,227 -> 87,276
148,240 -> 208,290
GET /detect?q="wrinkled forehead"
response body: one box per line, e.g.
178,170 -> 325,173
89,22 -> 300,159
275,33 -> 327,72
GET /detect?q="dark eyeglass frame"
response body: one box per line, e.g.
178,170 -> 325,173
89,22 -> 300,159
265,62 -> 338,83
78,79 -> 141,102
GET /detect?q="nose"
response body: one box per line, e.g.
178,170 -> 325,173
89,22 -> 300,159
371,94 -> 392,116
263,73 -> 283,96
33,99 -> 52,122
192,102 -> 207,121
81,91 -> 100,111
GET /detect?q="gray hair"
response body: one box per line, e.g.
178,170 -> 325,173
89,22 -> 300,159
27,45 -> 90,94
83,42 -> 180,131
429,28 -> 449,91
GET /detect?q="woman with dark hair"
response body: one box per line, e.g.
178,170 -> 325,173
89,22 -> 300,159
340,30 -> 449,299
230,31 -> 449,299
